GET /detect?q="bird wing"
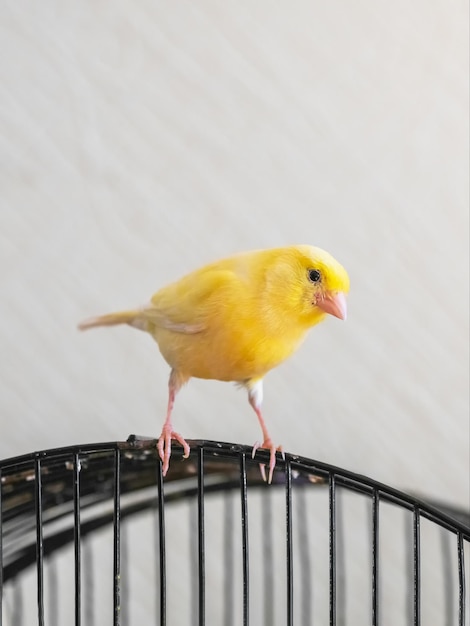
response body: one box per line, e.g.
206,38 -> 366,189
140,268 -> 240,335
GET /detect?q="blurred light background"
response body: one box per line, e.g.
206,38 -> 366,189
0,0 -> 468,584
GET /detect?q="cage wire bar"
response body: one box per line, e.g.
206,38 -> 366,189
0,437 -> 469,626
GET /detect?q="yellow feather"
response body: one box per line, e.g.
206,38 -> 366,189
78,245 -> 349,480
141,245 -> 349,381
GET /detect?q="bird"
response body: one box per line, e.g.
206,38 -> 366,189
78,245 -> 349,483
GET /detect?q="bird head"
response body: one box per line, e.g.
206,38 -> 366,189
301,245 -> 349,321
265,245 -> 350,327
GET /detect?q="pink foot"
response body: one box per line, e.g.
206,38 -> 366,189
157,424 -> 190,476
252,439 -> 284,484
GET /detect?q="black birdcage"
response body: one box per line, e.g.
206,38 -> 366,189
0,437 -> 469,625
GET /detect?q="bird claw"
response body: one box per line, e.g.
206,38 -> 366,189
157,426 -> 190,476
252,439 -> 283,484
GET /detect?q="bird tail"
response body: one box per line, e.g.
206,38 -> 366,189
78,309 -> 146,331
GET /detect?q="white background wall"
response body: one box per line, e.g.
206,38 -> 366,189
1,0 -> 468,502
0,2 -> 468,619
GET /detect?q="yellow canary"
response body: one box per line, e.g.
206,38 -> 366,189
79,245 -> 349,482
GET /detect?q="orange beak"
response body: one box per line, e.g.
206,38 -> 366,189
316,291 -> 347,320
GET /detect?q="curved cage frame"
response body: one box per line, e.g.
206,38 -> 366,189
1,437 -> 469,625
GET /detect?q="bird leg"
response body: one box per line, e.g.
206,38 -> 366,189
157,370 -> 190,476
248,382 -> 283,484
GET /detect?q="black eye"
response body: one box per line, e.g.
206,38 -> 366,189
308,269 -> 321,283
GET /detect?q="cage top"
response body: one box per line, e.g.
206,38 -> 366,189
0,436 -> 469,584
1,435 -> 469,531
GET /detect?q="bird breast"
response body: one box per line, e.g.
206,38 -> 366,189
152,316 -> 309,383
